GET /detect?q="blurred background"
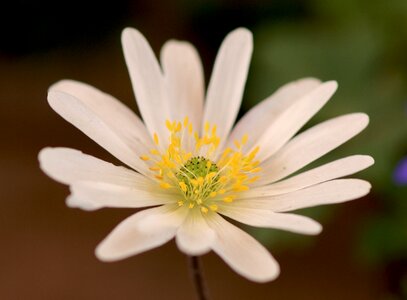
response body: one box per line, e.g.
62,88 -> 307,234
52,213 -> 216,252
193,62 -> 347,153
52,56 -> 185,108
1,0 -> 407,299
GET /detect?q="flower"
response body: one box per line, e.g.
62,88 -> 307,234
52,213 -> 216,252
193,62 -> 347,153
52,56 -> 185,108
394,157 -> 407,185
39,27 -> 373,283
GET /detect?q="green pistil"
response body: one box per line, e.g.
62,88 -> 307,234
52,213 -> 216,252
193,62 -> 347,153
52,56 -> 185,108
176,156 -> 219,200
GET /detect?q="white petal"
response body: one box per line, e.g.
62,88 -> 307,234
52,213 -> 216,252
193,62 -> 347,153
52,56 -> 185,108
96,205 -> 184,262
160,40 -> 204,131
227,77 -> 321,151
244,155 -> 374,197
47,90 -> 149,174
66,194 -> 101,211
175,209 -> 216,255
38,147 -> 146,187
233,179 -> 372,212
254,81 -> 338,162
50,79 -> 152,146
122,28 -> 168,142
217,206 -> 322,235
203,28 -> 252,150
136,204 -> 189,234
70,181 -> 176,211
256,113 -> 369,186
207,213 -> 280,282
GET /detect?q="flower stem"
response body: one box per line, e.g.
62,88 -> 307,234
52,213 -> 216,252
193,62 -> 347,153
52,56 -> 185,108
187,256 -> 209,300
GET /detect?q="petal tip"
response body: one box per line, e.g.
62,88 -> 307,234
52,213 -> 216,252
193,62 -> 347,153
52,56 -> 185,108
48,79 -> 76,92
121,27 -> 146,44
175,240 -> 212,256
350,113 -> 370,131
94,244 -> 118,263
323,80 -> 338,93
248,264 -> 281,283
226,27 -> 253,45
121,27 -> 137,38
311,223 -> 323,235
361,155 -> 375,167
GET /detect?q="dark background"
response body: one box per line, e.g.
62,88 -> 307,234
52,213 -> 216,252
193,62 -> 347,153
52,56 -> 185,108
1,0 -> 407,299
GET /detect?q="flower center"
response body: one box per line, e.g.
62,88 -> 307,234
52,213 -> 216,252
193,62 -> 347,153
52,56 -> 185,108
140,117 -> 261,214
175,156 -> 219,208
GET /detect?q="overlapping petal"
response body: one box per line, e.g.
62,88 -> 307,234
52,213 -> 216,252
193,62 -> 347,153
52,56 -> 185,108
39,147 -> 174,210
207,213 -> 280,282
122,28 -> 169,142
39,147 -> 144,186
217,206 -> 322,235
202,28 -> 253,151
227,77 -> 321,151
255,113 -> 369,186
160,40 -> 205,131
233,179 -> 371,212
69,182 -> 176,211
96,205 -> 187,262
251,81 -> 338,162
175,209 -> 216,255
50,80 -> 152,146
243,155 -> 373,198
47,90 -> 150,174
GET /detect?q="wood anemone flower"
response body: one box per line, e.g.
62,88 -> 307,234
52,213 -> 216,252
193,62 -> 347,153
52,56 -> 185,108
39,27 -> 373,283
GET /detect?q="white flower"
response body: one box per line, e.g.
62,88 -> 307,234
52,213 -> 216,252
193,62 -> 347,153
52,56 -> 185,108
39,27 -> 373,283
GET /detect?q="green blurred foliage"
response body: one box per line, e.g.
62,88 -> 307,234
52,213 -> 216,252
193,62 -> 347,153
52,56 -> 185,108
243,0 -> 407,264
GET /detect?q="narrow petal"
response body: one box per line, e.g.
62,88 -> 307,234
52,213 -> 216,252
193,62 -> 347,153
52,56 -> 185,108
47,90 -> 149,174
233,179 -> 371,212
207,213 -> 280,282
256,113 -> 369,186
227,77 -> 321,151
50,79 -> 152,146
160,40 -> 204,131
122,28 -> 168,142
175,209 -> 216,255
38,147 -> 146,187
217,206 -> 322,235
70,181 -> 176,211
202,28 -> 253,150
244,155 -> 374,197
253,81 -> 338,162
96,205 -> 185,262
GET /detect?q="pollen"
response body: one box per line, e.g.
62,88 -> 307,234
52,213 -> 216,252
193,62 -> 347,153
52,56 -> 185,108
141,117 -> 261,214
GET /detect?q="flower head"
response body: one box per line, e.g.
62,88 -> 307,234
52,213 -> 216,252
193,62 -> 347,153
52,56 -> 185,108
39,27 -> 373,282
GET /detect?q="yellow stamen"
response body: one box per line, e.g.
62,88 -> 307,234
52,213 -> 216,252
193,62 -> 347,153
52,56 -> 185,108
160,182 -> 171,189
140,117 -> 262,210
153,133 -> 159,145
165,120 -> 173,131
179,181 -> 187,192
209,204 -> 218,211
241,134 -> 248,145
223,196 -> 235,203
150,149 -> 160,155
